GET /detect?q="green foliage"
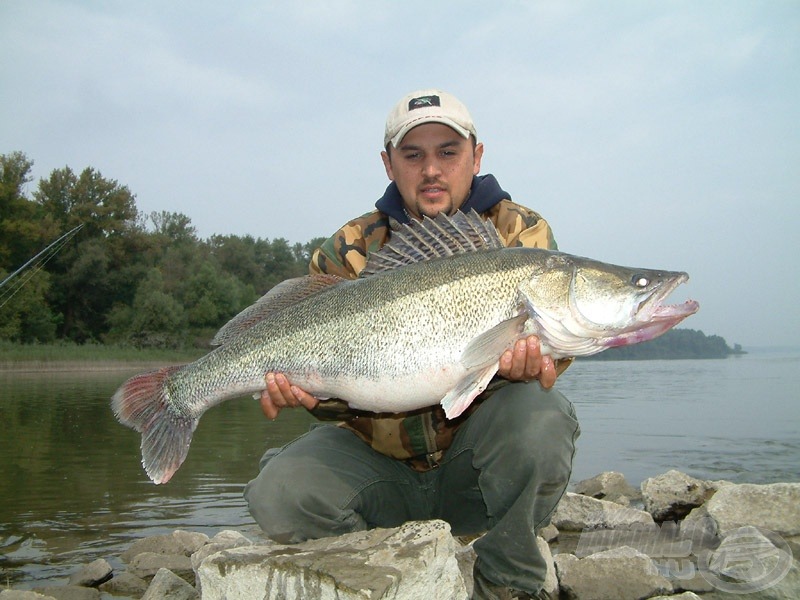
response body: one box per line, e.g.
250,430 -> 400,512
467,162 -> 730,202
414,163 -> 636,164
0,268 -> 58,343
0,152 -> 325,350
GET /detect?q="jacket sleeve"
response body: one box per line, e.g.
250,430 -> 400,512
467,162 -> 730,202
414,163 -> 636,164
308,210 -> 391,279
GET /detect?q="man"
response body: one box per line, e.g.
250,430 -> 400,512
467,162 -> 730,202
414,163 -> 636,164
244,89 -> 580,600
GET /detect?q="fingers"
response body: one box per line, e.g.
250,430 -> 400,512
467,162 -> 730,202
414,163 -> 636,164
537,354 -> 556,390
259,373 -> 319,420
498,336 -> 557,389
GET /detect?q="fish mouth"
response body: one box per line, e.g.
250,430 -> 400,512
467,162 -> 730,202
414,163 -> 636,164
608,273 -> 700,347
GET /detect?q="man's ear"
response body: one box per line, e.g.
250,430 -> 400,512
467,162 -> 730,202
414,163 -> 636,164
381,149 -> 395,181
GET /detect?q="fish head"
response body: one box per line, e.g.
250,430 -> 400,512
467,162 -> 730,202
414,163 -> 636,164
518,253 -> 700,357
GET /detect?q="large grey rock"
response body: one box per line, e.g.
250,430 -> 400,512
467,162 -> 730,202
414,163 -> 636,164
127,551 -> 194,582
697,526 -> 800,599
551,492 -> 654,531
98,571 -> 149,597
641,470 -> 714,521
191,529 -> 254,569
0,592 -> 58,600
537,536 -> 559,598
704,483 -> 800,537
67,558 -> 112,587
539,522 -> 558,542
120,529 -> 209,563
555,546 -> 673,600
573,471 -> 641,505
650,593 -> 703,600
141,568 -> 199,600
456,534 -> 556,598
196,520 -> 466,600
29,588 -> 99,600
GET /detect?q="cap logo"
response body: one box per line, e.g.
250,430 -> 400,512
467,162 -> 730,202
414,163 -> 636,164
408,95 -> 440,111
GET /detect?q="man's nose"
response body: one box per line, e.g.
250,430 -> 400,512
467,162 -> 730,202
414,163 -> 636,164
422,159 -> 442,177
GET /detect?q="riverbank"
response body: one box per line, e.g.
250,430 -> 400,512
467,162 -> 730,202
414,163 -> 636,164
3,471 -> 797,600
0,342 -> 205,372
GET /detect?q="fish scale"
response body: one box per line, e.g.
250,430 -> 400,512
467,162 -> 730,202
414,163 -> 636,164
112,210 -> 698,484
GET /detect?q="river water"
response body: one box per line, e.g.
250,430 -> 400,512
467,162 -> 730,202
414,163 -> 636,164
1,348 -> 798,588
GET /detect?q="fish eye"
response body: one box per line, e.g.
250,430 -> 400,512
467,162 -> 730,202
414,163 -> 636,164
632,274 -> 650,288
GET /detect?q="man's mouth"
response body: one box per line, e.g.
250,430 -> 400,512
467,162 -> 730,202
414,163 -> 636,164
420,184 -> 447,199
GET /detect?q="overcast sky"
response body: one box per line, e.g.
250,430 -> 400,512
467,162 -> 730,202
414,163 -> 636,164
2,1 -> 798,349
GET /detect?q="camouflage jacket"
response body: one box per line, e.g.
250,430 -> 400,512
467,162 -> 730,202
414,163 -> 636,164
307,175 -> 569,471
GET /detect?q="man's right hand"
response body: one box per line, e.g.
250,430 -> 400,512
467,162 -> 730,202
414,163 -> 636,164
260,373 -> 320,420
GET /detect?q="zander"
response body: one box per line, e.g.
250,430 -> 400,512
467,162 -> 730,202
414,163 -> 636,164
112,211 -> 698,484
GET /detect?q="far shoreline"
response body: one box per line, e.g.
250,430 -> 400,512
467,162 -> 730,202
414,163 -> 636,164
0,360 -> 181,373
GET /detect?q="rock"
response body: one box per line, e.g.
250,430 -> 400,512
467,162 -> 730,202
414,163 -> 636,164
539,522 -> 558,542
454,534 -> 556,599
641,470 -> 714,521
650,593 -> 703,600
573,471 -> 641,505
697,525 -> 800,599
704,482 -> 800,537
120,529 -> 209,563
191,529 -> 254,570
127,551 -> 194,583
141,568 -> 199,600
0,592 -> 58,600
66,558 -> 112,587
554,546 -> 673,600
550,492 -> 654,531
196,520 -> 466,600
537,536 -> 559,598
98,571 -> 149,597
453,537 -> 478,598
29,588 -> 99,600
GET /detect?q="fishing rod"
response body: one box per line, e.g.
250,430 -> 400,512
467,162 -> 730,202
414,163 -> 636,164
0,223 -> 84,308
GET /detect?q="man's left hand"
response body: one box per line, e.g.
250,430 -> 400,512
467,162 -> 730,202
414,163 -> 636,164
497,335 -> 556,389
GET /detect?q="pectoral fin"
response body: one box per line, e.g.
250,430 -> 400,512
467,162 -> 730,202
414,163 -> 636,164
440,313 -> 529,419
440,363 -> 499,419
459,313 -> 528,369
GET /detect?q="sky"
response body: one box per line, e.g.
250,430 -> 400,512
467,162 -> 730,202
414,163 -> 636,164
1,1 -> 798,349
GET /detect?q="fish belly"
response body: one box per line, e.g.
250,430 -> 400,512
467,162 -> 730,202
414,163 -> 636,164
294,362 -> 468,413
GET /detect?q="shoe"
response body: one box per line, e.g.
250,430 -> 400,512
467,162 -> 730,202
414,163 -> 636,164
471,564 -> 552,599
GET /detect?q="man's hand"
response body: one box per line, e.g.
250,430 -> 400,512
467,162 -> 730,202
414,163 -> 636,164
259,373 -> 319,420
497,335 -> 557,389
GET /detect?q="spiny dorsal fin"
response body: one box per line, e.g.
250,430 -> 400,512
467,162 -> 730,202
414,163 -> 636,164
211,274 -> 345,345
361,209 -> 504,277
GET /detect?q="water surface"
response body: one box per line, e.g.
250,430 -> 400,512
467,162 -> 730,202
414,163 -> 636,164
1,349 -> 798,587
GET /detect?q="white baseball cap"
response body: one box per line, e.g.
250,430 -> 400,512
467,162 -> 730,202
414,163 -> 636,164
384,89 -> 477,148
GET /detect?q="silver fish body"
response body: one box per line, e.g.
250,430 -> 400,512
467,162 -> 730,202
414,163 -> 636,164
112,211 -> 698,484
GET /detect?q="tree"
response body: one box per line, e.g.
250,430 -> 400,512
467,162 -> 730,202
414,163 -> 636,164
0,268 -> 58,343
34,166 -> 138,236
107,269 -> 187,348
33,166 -> 141,341
0,152 -> 59,272
148,210 -> 197,243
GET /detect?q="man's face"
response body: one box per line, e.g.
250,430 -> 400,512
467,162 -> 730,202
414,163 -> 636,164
381,123 -> 484,220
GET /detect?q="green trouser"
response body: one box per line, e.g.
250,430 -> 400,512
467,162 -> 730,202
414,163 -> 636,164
244,383 -> 580,594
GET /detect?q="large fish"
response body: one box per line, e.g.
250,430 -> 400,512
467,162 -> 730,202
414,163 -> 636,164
112,211 -> 698,484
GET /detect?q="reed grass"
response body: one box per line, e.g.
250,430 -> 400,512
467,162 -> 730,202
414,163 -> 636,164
0,341 -> 205,363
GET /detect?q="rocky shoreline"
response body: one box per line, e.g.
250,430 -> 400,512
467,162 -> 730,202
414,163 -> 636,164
2,470 -> 797,600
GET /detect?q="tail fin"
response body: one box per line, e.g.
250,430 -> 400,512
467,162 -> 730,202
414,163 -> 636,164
111,366 -> 197,484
